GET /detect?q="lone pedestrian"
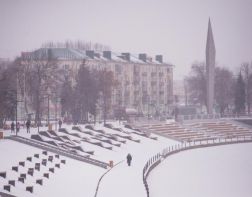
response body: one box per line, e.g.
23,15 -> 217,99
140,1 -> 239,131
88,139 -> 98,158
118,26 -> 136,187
26,120 -> 31,133
126,153 -> 132,166
16,122 -> 20,133
11,122 -> 15,133
58,119 -> 62,129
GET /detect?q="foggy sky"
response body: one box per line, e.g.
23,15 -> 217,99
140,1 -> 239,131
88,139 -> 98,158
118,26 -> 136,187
0,0 -> 252,80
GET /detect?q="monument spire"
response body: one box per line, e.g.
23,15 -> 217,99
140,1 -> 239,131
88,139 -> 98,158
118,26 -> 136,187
206,18 -> 216,114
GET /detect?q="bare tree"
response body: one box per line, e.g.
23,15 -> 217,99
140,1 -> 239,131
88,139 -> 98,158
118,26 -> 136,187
186,62 -> 207,107
241,62 -> 252,114
42,40 -> 110,51
234,72 -> 246,114
22,52 -> 62,125
215,67 -> 234,115
0,62 -> 16,128
186,62 -> 235,114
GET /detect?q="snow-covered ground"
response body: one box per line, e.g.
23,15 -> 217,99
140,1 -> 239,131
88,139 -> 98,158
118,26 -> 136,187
96,123 -> 178,197
0,139 -> 105,197
4,121 -> 251,197
1,122 -> 178,197
148,143 -> 252,197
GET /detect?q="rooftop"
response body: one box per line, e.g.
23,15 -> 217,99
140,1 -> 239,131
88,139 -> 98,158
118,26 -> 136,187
21,48 -> 173,66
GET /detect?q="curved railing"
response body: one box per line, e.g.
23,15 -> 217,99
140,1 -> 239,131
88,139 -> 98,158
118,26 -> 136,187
142,136 -> 252,197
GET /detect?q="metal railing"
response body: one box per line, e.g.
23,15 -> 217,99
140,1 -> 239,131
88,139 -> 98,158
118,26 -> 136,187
142,136 -> 252,197
7,135 -> 109,169
178,114 -> 221,122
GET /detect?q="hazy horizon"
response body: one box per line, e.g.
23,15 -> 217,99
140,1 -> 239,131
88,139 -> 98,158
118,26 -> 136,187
0,0 -> 252,80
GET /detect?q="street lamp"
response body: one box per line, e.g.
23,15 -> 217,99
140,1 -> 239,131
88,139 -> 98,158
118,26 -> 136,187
37,94 -> 50,133
53,96 -> 60,131
15,72 -> 23,136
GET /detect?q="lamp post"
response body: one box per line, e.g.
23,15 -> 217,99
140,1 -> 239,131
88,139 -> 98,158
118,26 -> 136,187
47,94 -> 50,127
15,72 -> 23,136
146,94 -> 150,120
37,94 -> 50,133
53,97 -> 60,131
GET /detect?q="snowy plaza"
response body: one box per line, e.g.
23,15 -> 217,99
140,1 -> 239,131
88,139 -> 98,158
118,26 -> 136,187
1,0 -> 252,196
1,119 -> 252,197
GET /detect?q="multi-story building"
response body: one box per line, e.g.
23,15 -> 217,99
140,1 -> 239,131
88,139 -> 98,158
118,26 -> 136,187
21,48 -> 173,117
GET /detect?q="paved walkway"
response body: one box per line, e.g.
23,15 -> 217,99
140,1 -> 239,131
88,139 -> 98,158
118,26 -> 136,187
97,157 -> 147,197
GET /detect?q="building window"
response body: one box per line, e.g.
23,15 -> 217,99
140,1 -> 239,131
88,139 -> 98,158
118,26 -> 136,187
159,72 -> 164,77
64,64 -> 69,70
142,72 -> 147,77
151,72 -> 157,77
115,64 -> 122,74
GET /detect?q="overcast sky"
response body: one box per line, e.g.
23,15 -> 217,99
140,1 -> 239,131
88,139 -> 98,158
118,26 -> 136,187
0,0 -> 252,80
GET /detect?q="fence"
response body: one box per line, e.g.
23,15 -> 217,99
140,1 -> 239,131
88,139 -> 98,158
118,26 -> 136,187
142,136 -> 252,197
178,114 -> 221,122
7,135 -> 109,169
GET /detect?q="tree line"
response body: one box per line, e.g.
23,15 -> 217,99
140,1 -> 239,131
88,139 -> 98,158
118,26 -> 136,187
185,62 -> 252,115
0,57 -> 116,128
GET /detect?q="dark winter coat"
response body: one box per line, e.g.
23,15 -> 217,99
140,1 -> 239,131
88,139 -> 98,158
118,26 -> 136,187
26,120 -> 31,128
11,122 -> 15,130
127,154 -> 132,162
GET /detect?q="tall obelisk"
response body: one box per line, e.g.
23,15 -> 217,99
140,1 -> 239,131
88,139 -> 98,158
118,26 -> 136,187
206,18 -> 216,114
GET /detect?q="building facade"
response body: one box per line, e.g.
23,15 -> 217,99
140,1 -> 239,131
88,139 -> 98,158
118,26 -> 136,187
22,48 -> 174,118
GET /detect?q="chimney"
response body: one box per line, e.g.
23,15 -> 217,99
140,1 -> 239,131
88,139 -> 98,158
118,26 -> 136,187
155,55 -> 163,63
86,50 -> 94,59
103,51 -> 112,60
121,53 -> 130,61
139,53 -> 147,62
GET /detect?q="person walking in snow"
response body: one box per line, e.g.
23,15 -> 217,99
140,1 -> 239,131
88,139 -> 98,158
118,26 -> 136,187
26,120 -> 31,133
58,119 -> 62,129
127,153 -> 132,166
11,122 -> 15,133
16,122 -> 20,133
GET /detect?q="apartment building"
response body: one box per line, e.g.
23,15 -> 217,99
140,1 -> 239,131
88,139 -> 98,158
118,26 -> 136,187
21,48 -> 173,117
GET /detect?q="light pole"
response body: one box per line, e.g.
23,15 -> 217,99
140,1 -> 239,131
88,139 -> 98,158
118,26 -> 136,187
47,94 -> 50,127
15,72 -> 23,136
54,97 -> 60,131
147,94 -> 150,120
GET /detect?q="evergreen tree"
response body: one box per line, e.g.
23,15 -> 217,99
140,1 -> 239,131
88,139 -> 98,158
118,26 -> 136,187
60,76 -> 74,119
98,69 -> 116,124
234,72 -> 246,113
74,60 -> 99,123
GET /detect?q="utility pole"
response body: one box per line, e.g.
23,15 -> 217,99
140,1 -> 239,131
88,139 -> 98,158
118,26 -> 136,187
55,98 -> 58,131
47,94 -> 50,126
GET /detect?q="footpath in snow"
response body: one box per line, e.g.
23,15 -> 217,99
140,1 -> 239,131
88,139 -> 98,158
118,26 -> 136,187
97,123 -> 178,197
